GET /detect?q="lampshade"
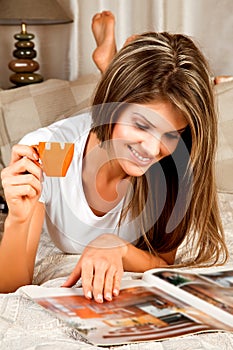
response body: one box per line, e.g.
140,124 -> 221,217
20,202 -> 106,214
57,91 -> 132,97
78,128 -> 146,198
0,0 -> 73,87
0,0 -> 73,25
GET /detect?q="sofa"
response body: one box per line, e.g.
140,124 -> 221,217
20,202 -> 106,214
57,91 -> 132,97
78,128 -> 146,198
0,77 -> 233,349
0,74 -> 99,175
0,75 -> 232,193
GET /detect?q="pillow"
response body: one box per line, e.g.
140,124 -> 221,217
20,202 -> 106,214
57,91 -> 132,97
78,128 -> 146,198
0,74 -> 99,167
214,80 -> 233,193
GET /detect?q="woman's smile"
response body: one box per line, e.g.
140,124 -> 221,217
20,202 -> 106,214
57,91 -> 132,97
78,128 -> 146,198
127,145 -> 152,165
111,101 -> 188,177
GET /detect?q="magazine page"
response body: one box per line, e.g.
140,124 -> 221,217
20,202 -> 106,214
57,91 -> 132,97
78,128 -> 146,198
200,269 -> 233,288
21,280 -> 232,346
143,268 -> 233,328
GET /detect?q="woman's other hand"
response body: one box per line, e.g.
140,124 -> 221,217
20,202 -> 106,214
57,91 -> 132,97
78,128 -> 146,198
62,234 -> 128,303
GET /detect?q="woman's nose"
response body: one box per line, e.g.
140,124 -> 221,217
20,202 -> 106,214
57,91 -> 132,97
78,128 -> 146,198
142,133 -> 162,158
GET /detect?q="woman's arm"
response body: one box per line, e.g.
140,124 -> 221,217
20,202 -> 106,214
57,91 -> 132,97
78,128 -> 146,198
63,233 -> 176,303
0,144 -> 44,293
123,243 -> 176,271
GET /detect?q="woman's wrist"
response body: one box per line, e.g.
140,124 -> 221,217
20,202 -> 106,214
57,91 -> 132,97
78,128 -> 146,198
89,233 -> 128,257
4,211 -> 33,232
122,245 -> 169,272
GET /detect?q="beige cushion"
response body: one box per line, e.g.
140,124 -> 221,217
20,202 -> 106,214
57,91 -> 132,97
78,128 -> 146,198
215,80 -> 233,193
0,75 -> 98,167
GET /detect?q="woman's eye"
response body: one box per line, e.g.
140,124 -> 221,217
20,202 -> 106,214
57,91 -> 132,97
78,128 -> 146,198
165,132 -> 180,140
135,122 -> 149,131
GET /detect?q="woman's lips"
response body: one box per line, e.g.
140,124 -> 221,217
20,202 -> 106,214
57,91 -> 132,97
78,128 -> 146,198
128,145 -> 152,165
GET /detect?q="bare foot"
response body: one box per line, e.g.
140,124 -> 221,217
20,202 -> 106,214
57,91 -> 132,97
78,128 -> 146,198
92,11 -> 117,74
214,75 -> 233,85
123,34 -> 139,47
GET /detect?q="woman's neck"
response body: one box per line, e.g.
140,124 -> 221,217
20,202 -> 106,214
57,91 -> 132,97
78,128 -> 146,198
83,132 -> 128,182
82,132 -> 130,216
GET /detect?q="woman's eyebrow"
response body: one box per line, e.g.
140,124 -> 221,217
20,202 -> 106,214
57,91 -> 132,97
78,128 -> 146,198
133,112 -> 187,133
133,112 -> 155,128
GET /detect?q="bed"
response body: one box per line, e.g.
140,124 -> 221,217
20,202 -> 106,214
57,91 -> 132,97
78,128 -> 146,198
0,76 -> 232,350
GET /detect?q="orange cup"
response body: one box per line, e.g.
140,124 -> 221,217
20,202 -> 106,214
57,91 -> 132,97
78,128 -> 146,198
34,142 -> 74,177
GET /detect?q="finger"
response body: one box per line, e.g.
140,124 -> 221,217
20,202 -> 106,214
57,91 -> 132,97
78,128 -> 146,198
5,183 -> 40,200
10,144 -> 39,165
7,156 -> 42,180
81,262 -> 95,300
113,269 -> 124,297
103,265 -> 117,301
18,156 -> 42,178
6,170 -> 41,187
92,260 -> 110,303
2,169 -> 42,197
62,264 -> 82,288
2,171 -> 42,197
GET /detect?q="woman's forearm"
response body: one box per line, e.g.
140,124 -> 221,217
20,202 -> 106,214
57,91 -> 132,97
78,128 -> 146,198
0,144 -> 44,292
122,243 -> 172,272
0,217 -> 34,293
0,201 -> 44,293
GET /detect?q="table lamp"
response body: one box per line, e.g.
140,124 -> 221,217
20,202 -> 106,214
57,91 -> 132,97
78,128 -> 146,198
0,0 -> 73,87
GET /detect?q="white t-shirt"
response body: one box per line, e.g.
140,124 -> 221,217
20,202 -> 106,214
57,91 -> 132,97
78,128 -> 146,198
20,112 -> 142,253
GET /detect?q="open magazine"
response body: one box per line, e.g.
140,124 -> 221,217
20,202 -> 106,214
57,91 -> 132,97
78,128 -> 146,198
22,268 -> 233,346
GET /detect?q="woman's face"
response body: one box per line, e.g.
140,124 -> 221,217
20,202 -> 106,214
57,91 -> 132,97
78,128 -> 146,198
111,100 -> 188,177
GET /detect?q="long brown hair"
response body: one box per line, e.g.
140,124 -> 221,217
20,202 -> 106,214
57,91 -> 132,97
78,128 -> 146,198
91,32 -> 228,267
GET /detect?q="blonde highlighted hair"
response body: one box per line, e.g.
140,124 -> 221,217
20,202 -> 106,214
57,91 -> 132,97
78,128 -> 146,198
91,32 -> 228,267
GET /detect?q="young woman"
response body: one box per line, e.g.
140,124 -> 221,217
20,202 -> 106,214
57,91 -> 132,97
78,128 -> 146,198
0,12 -> 228,303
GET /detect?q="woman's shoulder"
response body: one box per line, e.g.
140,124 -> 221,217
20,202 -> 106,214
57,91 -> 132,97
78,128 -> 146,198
19,111 -> 92,146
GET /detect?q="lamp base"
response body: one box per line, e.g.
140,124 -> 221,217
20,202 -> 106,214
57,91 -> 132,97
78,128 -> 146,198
10,72 -> 43,86
8,23 -> 43,87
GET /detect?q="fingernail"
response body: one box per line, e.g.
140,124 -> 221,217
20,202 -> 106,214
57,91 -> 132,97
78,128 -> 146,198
105,292 -> 112,301
86,291 -> 92,299
33,152 -> 39,160
113,289 -> 119,296
96,294 -> 103,303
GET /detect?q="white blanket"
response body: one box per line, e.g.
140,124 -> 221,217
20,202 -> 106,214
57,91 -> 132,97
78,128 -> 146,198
0,192 -> 233,350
